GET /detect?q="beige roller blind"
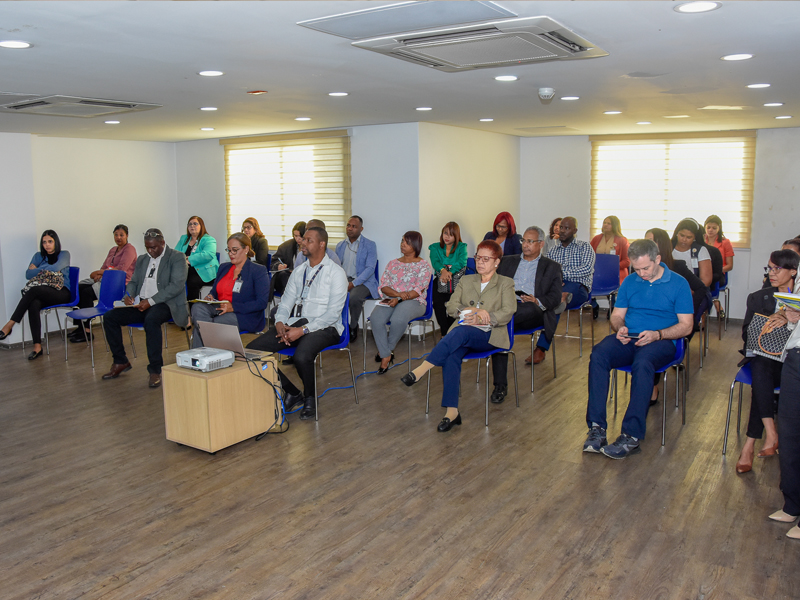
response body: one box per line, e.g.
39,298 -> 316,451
222,130 -> 351,248
590,131 -> 755,248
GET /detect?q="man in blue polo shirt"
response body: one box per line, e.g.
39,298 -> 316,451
583,239 -> 693,459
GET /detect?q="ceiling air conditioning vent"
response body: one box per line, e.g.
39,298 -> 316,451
353,16 -> 607,73
0,95 -> 161,118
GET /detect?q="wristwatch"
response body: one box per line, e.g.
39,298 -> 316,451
302,325 -> 310,336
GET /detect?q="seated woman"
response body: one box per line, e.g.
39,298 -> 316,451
0,230 -> 71,360
544,217 -> 561,257
400,240 -> 516,432
269,221 -> 306,302
734,249 -> 798,474
429,221 -> 468,337
371,231 -> 433,374
175,215 -> 219,301
241,217 -> 269,268
190,233 -> 270,348
704,214 -> 735,317
590,215 -> 630,318
69,224 -> 137,343
672,218 -> 713,288
483,211 -> 522,256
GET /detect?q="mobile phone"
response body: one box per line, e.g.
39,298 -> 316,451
622,332 -> 640,339
515,290 -> 526,297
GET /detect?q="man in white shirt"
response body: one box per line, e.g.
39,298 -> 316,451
248,226 -> 348,419
102,228 -> 188,388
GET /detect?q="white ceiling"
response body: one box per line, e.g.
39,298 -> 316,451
0,1 -> 798,143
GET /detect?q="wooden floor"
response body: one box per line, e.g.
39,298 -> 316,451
1,314 -> 797,600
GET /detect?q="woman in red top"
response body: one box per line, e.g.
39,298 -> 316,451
589,216 -> 630,318
704,214 -> 734,317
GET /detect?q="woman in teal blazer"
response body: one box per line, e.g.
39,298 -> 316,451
175,215 -> 219,300
428,221 -> 468,336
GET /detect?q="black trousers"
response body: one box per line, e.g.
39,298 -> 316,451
432,286 -> 455,336
11,285 -> 71,344
746,355 -> 782,439
103,303 -> 173,374
72,282 -> 99,329
186,267 -> 213,301
779,349 -> 800,516
246,320 -> 340,398
492,301 -> 545,386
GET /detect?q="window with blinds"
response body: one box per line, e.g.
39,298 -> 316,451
221,130 -> 351,248
590,131 -> 755,248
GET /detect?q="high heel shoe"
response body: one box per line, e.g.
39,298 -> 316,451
758,443 -> 779,458
400,372 -> 417,386
769,510 -> 799,523
437,413 -> 462,432
377,354 -> 394,375
736,456 -> 753,474
0,330 -> 8,340
374,352 -> 382,363
27,349 -> 43,361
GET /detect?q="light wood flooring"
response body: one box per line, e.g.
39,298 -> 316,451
1,314 -> 797,599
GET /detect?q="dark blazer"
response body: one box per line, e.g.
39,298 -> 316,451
498,254 -> 563,342
739,286 -> 779,365
210,260 -> 270,333
126,245 -> 189,327
250,234 -> 270,269
445,272 -> 517,349
273,238 -> 298,272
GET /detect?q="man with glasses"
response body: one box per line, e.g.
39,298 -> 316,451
583,239 -> 693,459
335,216 -> 378,342
491,226 -> 563,403
102,228 -> 189,388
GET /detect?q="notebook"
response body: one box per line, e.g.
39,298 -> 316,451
196,321 -> 270,361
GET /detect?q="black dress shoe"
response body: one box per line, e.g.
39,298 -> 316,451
282,356 -> 294,365
299,397 -> 316,420
400,372 -> 417,386
69,330 -> 93,343
27,349 -> 43,361
491,385 -> 508,404
377,354 -> 395,375
592,304 -> 599,320
350,324 -> 358,343
283,391 -> 305,412
437,413 -> 462,432
0,330 -> 7,341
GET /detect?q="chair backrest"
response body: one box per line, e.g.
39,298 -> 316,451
327,293 -> 351,350
591,253 -> 621,295
466,257 -> 476,275
506,319 -> 515,351
67,267 -> 80,304
673,337 -> 686,363
97,269 -> 127,309
265,252 -> 272,272
421,276 -> 434,319
374,260 -> 380,282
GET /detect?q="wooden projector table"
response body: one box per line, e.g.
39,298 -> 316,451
162,358 -> 280,453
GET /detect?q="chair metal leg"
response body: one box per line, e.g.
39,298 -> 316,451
679,365 -> 685,425
314,355 -> 319,421
736,382 -> 743,433
724,287 -> 730,331
530,332 -> 536,393
661,370 -> 668,446
552,335 -> 557,379
128,327 -> 137,358
579,308 -> 584,357
425,369 -> 432,414
407,324 -> 412,374
101,317 -> 109,352
44,310 -> 50,355
64,313 -> 70,363
362,311 -> 367,373
89,317 -> 96,369
509,351 -> 519,407
344,348 -> 358,405
485,357 -> 491,426
565,310 -> 570,335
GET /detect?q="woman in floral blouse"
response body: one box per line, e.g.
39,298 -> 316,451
370,231 -> 433,374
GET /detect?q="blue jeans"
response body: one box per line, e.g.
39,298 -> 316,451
585,334 -> 676,440
427,325 -> 494,408
537,281 -> 588,351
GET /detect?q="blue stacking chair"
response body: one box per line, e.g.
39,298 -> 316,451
562,291 -> 594,358
276,294 -> 358,421
424,320 -> 519,427
465,257 -> 477,275
64,269 -> 126,367
515,324 -> 557,392
591,253 -> 621,319
406,276 -> 437,373
717,273 -> 730,333
22,266 -> 80,358
610,338 -> 687,447
722,362 -> 780,455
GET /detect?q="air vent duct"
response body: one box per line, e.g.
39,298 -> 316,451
353,16 -> 607,72
0,95 -> 161,117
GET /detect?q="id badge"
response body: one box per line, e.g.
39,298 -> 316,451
691,257 -> 699,269
233,280 -> 243,293
294,303 -> 303,318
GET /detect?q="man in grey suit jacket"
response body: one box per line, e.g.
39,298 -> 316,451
335,216 -> 379,342
102,228 -> 189,388
491,225 -> 563,403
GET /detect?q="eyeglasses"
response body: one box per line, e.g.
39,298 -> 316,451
521,238 -> 542,245
241,225 -> 254,231
765,266 -> 786,274
143,229 -> 163,239
474,255 -> 495,264
188,222 -> 200,227
226,247 -> 244,255
495,224 -> 509,230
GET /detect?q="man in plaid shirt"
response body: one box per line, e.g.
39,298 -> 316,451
527,216 -> 595,365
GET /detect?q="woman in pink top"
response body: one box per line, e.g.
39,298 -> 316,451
370,231 -> 433,374
704,214 -> 734,317
68,224 -> 137,342
589,215 -> 630,319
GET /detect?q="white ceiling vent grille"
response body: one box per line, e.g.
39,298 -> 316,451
353,16 -> 607,73
0,95 -> 162,117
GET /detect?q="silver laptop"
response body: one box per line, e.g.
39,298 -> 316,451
196,321 -> 270,361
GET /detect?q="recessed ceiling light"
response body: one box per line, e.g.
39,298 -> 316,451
604,111 -> 621,115
747,83 -> 770,89
104,120 -> 120,125
416,107 -> 432,111
664,115 -> 690,119
764,103 -> 784,107
200,127 -> 215,131
495,75 -> 518,82
247,90 -> 268,95
200,107 -> 217,111
295,117 -> 311,121
776,116 -> 793,120
674,2 -> 721,14
479,118 -> 494,122
560,96 -> 580,101
0,40 -> 32,49
721,53 -> 753,61
328,92 -> 348,97
637,121 -> 652,125
198,70 -> 224,77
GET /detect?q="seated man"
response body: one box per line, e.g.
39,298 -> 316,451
583,239 -> 693,459
535,216 -> 595,364
293,219 -> 342,268
491,225 -> 562,403
247,226 -> 347,420
335,215 -> 378,342
102,228 -> 189,388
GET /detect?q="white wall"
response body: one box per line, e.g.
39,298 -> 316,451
519,136 -> 592,241
418,122 -> 520,255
